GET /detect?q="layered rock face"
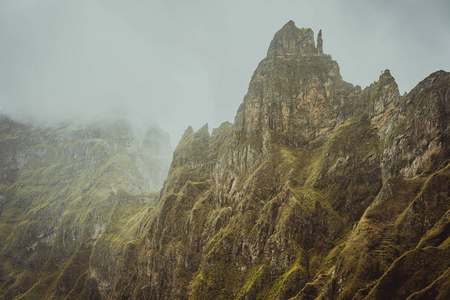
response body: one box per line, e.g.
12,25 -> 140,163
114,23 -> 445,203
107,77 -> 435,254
234,21 -> 351,146
109,21 -> 449,300
1,20 -> 449,300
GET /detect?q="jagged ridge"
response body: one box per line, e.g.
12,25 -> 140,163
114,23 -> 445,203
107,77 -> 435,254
108,21 -> 450,299
0,21 -> 449,300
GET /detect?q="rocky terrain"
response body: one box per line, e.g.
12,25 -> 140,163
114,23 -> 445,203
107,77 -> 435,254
0,117 -> 172,299
1,20 -> 449,299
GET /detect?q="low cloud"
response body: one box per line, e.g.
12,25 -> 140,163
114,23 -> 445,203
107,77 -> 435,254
0,0 -> 449,145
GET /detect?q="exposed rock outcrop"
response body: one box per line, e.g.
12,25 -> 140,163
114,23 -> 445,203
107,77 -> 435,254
107,22 -> 450,300
1,21 -> 449,300
317,30 -> 323,55
267,21 -> 317,58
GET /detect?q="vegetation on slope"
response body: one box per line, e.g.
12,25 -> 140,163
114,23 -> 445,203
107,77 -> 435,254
0,117 -> 170,299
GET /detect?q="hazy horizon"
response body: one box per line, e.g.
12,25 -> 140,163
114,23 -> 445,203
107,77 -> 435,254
1,0 -> 449,146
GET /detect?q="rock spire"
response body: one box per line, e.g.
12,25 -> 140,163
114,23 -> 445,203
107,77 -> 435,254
317,29 -> 323,54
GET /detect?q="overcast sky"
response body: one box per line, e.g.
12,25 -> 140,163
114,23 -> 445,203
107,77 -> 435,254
1,0 -> 449,146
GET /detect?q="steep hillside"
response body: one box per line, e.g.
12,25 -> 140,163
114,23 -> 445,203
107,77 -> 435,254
0,117 -> 171,299
1,20 -> 449,300
108,21 -> 449,300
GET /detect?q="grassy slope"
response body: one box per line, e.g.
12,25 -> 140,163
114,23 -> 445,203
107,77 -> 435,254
0,118 -> 165,299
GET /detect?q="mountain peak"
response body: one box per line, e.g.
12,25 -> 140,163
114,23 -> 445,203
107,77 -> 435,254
267,21 -> 319,57
283,20 -> 296,28
2,20 -> 450,300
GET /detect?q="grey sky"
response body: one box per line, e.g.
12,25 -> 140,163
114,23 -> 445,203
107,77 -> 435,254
1,0 -> 449,146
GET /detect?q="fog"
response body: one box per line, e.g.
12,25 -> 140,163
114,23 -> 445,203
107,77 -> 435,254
1,0 -> 449,146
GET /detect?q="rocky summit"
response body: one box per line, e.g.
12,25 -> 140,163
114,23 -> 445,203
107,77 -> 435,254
1,20 -> 449,300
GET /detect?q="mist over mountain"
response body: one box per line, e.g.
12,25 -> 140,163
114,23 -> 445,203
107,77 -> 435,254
0,0 -> 449,146
1,17 -> 449,300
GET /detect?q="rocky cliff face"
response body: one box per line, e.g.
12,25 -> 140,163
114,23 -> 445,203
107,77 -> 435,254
234,21 -> 351,146
1,20 -> 449,300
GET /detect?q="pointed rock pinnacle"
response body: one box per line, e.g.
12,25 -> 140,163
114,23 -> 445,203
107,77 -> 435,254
317,29 -> 323,55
